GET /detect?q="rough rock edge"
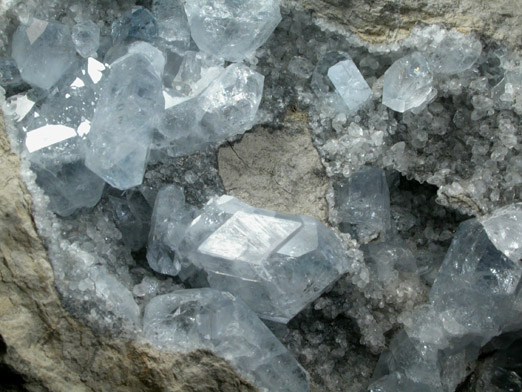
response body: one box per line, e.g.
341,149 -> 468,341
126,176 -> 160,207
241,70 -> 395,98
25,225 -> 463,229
0,107 -> 257,392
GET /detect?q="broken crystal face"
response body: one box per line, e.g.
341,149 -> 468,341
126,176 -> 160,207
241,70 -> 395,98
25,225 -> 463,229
328,58 -> 372,112
176,196 -> 350,323
334,166 -> 392,243
11,19 -> 77,90
143,288 -> 310,392
85,42 -> 165,190
156,62 -> 263,157
184,0 -> 282,62
382,52 -> 434,113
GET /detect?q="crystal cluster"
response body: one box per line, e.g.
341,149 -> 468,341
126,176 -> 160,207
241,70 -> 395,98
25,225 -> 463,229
369,204 -> 522,391
148,194 -> 351,323
144,288 -> 310,392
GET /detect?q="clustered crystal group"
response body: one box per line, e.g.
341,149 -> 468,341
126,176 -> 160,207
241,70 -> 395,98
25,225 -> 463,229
1,0 -> 521,391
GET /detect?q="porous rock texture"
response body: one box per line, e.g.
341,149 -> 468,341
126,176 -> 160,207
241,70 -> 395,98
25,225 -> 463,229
295,0 -> 522,48
0,110 -> 256,392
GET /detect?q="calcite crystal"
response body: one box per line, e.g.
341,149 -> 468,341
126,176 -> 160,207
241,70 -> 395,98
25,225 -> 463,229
143,288 -> 310,392
184,0 -> 282,62
382,52 -> 434,113
85,42 -> 165,190
175,196 -> 351,323
11,19 -> 77,90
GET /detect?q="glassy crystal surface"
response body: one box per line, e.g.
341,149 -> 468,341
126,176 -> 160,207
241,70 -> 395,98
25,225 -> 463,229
311,51 -> 351,95
157,63 -> 263,157
143,288 -> 310,392
184,0 -> 282,62
147,185 -> 196,276
382,52 -> 434,113
334,166 -> 392,242
11,19 -> 77,90
177,195 -> 350,323
328,58 -> 371,112
72,20 -> 100,58
152,0 -> 191,50
0,57 -> 23,90
112,7 -> 158,45
85,42 -> 165,190
429,30 -> 482,75
363,242 -> 417,281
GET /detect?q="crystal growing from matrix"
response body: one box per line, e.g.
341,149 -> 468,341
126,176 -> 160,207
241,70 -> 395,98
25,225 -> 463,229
157,63 -> 264,157
85,42 -> 165,190
176,196 -> 350,323
334,167 -> 392,243
382,52 -> 434,113
143,288 -> 310,392
11,19 -> 77,90
428,30 -> 482,75
71,20 -> 100,59
328,58 -> 371,112
184,0 -> 282,62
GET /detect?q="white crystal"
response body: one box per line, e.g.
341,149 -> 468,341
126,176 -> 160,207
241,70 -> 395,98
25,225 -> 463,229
177,196 -> 350,323
143,288 -> 310,392
72,20 -> 100,59
428,30 -> 482,75
382,52 -> 434,113
327,58 -> 371,112
11,19 -> 77,90
85,42 -> 165,190
184,0 -> 282,62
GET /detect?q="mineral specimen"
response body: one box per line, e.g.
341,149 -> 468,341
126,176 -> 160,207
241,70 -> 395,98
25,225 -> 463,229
328,58 -> 371,112
428,30 -> 482,75
175,195 -> 351,323
11,19 -> 77,90
71,20 -> 101,58
143,288 -> 310,392
85,42 -> 165,190
334,166 -> 392,242
184,0 -> 282,62
382,52 -> 434,113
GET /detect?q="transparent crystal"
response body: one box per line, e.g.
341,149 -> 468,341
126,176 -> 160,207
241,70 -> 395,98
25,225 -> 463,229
156,63 -> 263,157
71,20 -> 100,59
177,196 -> 350,323
428,30 -> 482,75
334,166 -> 392,242
0,58 -> 23,90
328,58 -> 371,112
152,0 -> 191,50
184,0 -> 282,62
112,7 -> 159,45
382,52 -> 434,113
147,185 -> 196,276
11,19 -> 77,90
143,288 -> 310,392
85,42 -> 165,190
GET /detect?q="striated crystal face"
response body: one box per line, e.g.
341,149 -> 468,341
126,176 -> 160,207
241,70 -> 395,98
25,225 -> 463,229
143,288 -> 310,392
328,58 -> 371,112
184,0 -> 282,62
176,195 -> 351,323
157,62 -> 264,157
85,42 -> 165,190
11,19 -> 77,90
382,52 -> 434,113
334,166 -> 391,243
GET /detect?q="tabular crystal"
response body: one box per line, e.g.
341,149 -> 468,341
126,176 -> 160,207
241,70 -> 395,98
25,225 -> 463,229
328,58 -> 371,112
143,288 -> 310,392
382,52 -> 434,113
11,19 -> 77,90
85,42 -> 165,190
184,0 -> 282,62
177,195 -> 350,323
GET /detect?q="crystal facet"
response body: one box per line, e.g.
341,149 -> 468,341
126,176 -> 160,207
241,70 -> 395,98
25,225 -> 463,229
184,0 -> 282,62
85,42 -> 165,190
71,20 -> 100,59
11,19 -> 77,90
428,30 -> 482,75
176,196 -> 350,323
382,52 -> 434,113
328,58 -> 371,112
143,288 -> 310,392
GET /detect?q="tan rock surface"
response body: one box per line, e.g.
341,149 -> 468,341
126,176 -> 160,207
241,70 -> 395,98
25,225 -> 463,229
218,113 -> 328,222
293,0 -> 522,48
0,109 -> 257,392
